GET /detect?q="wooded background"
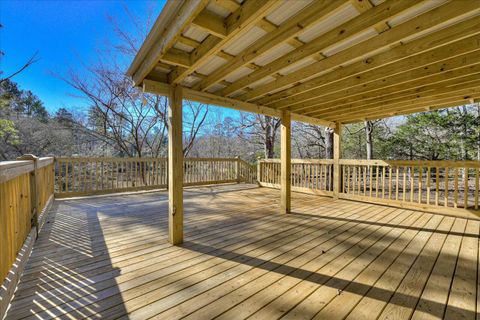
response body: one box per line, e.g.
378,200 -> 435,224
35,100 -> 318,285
1,7 -> 479,163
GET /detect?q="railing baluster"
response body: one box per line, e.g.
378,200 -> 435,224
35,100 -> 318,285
475,167 -> 479,210
464,167 -> 469,209
435,167 -> 440,206
369,166 -> 373,197
454,167 -> 459,208
444,167 -> 449,207
410,166 -> 414,202
382,166 -> 386,199
418,166 -> 422,204
363,166 -> 367,196
427,167 -> 432,204
389,167 -> 392,200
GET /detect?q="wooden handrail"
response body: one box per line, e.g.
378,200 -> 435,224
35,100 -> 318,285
0,155 -> 55,316
54,157 -> 256,197
257,158 -> 480,218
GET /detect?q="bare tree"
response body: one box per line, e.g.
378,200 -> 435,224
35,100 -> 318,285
292,122 -> 327,158
237,113 -> 281,158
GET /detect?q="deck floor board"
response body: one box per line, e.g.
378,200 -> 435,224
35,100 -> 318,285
4,184 -> 480,320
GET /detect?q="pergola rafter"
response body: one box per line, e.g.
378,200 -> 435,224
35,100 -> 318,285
128,0 -> 480,244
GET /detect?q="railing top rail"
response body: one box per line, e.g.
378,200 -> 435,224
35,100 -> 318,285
55,157 -> 167,161
55,156 -> 241,162
259,159 -> 334,164
38,157 -> 54,168
339,159 -> 480,168
0,161 -> 34,184
0,157 -> 54,184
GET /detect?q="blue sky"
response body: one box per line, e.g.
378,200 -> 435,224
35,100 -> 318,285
1,0 -> 165,113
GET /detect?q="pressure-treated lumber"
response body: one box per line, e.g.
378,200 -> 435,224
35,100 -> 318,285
168,0 -> 281,85
129,0 -> 208,86
280,110 -> 291,213
195,0 -> 347,92
239,1 -> 480,102
256,16 -> 480,106
168,85 -> 184,245
6,186 -> 479,319
229,0 -> 418,99
129,0 -> 480,125
273,46 -> 480,112
143,80 -> 335,128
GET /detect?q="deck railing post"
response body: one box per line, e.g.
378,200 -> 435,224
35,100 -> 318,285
281,110 -> 291,213
235,156 -> 241,183
16,154 -> 39,238
256,157 -> 262,185
333,122 -> 342,199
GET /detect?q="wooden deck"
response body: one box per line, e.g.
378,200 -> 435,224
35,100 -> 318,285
5,184 -> 480,320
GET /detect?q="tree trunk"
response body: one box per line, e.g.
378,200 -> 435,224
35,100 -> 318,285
264,116 -> 275,158
325,127 -> 334,159
365,120 -> 374,160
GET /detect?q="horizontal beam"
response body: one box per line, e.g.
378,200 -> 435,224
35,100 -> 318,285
195,0 -> 347,92
335,91 -> 480,123
130,0 -> 208,85
239,1 -> 480,101
310,79 -> 480,119
305,66 -> 480,117
271,35 -> 480,111
191,9 -> 227,38
227,0 -> 418,99
142,80 -> 335,128
256,16 -> 480,106
168,0 -> 281,85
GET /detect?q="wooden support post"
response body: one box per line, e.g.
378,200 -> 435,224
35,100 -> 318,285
281,110 -> 291,213
333,122 -> 342,199
168,85 -> 183,245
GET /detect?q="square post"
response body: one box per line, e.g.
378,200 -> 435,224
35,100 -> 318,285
281,110 -> 291,213
333,122 -> 342,199
168,85 -> 183,245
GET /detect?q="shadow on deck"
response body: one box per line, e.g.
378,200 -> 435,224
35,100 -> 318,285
5,184 -> 480,320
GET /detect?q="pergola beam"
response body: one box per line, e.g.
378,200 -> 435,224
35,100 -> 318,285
300,62 -> 480,116
131,0 -> 480,127
191,9 -> 228,38
269,35 -> 480,111
307,80 -> 480,119
129,0 -> 208,86
194,0 -> 347,92
238,1 -> 480,102
326,88 -> 480,123
143,80 -> 335,128
341,97 -> 480,123
168,0 -> 281,85
225,0 -> 417,99
255,16 -> 480,106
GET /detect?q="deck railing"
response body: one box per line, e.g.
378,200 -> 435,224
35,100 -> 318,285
340,160 -> 479,213
0,156 -> 54,314
258,159 -> 334,196
258,158 -> 480,216
55,157 -> 257,197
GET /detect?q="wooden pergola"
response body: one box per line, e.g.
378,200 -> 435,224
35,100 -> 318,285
127,0 -> 480,244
